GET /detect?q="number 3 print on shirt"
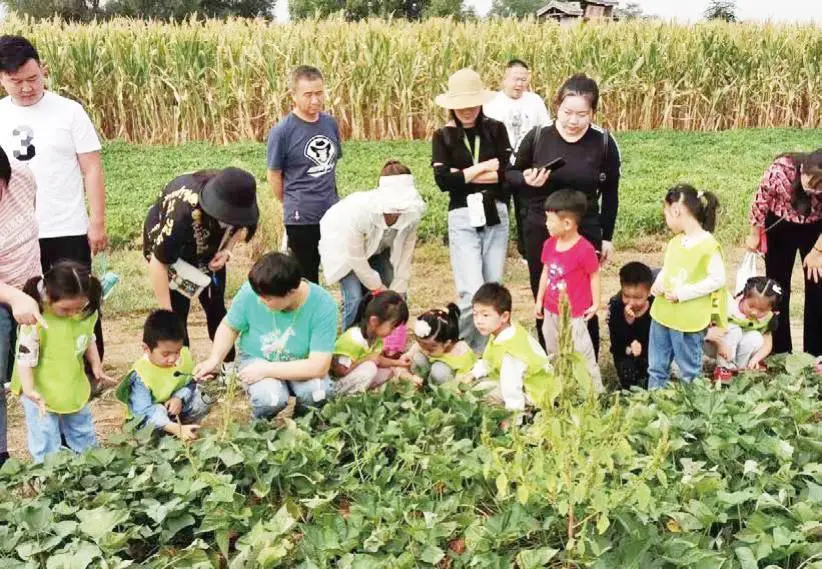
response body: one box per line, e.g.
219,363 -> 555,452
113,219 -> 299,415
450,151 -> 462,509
12,125 -> 36,161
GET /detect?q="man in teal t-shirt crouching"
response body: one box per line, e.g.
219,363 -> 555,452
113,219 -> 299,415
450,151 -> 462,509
194,252 -> 339,418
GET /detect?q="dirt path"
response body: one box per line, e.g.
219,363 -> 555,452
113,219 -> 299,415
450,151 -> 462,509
4,244 -> 807,460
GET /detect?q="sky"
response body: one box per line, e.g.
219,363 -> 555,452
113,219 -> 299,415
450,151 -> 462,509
467,0 -> 822,22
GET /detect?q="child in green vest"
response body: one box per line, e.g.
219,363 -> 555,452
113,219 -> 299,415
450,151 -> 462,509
402,303 -> 476,385
707,276 -> 782,382
467,283 -> 556,411
11,261 -> 109,463
116,310 -> 210,441
332,291 -> 412,395
649,184 -> 726,389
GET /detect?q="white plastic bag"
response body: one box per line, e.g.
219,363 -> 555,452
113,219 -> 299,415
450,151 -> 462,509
735,251 -> 761,295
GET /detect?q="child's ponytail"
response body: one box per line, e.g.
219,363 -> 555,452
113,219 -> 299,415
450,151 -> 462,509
664,184 -> 720,232
413,303 -> 461,344
22,276 -> 45,313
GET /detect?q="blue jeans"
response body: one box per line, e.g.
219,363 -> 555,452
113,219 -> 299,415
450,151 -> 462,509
238,355 -> 334,419
21,398 -> 97,463
0,304 -> 13,455
448,202 -> 509,352
339,249 -> 394,330
648,320 -> 707,390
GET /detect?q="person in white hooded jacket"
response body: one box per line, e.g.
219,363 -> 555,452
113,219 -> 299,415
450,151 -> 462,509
319,160 -> 427,330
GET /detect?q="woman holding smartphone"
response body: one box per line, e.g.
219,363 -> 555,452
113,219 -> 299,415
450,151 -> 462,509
508,74 -> 622,354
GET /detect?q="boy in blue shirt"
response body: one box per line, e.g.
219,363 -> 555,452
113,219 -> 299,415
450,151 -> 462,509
116,310 -> 210,441
194,252 -> 339,419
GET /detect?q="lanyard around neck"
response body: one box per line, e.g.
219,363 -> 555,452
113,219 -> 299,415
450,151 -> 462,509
462,131 -> 480,165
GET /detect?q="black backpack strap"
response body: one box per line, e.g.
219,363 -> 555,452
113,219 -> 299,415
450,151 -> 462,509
531,125 -> 544,166
594,128 -> 609,203
599,128 -> 609,185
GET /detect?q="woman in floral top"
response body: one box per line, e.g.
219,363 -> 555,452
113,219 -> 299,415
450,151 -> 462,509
143,168 -> 259,356
745,149 -> 822,355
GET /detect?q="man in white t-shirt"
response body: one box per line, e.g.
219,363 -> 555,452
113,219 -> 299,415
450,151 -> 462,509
0,35 -> 108,360
484,59 -> 551,258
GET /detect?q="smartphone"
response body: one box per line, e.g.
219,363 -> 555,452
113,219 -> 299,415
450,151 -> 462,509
534,157 -> 566,171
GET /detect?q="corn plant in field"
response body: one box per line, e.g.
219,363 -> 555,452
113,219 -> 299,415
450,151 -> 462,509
2,15 -> 822,143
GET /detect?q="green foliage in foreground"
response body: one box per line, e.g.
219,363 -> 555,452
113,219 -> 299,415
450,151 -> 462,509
2,354 -> 822,567
104,129 -> 822,250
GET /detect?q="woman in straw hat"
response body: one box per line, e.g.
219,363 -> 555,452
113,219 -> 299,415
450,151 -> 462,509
319,159 -> 426,331
143,167 -> 259,359
432,68 -> 513,353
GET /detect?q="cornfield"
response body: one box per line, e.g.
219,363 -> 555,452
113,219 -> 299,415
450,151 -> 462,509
3,14 -> 822,143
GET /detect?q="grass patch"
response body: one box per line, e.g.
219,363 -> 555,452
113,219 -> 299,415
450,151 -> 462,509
104,128 -> 822,250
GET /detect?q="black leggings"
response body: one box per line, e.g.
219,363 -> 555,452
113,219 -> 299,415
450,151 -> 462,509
170,266 -> 234,362
522,205 -> 601,357
763,214 -> 822,356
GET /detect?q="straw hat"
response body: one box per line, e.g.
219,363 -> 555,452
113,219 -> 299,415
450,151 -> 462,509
435,68 -> 496,110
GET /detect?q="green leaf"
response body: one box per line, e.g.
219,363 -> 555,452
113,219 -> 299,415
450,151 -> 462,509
16,535 -> 62,559
516,547 -> 560,568
161,514 -> 195,542
46,541 -> 101,569
218,446 -> 244,468
76,507 -> 128,541
420,545 -> 445,565
495,473 -> 508,499
18,504 -> 52,533
53,521 -> 79,538
785,353 -> 816,375
807,481 -> 822,504
735,546 -> 758,569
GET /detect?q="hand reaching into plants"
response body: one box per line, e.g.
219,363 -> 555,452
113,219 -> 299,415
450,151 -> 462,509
164,423 -> 200,442
193,358 -> 221,381
165,397 -> 183,417
747,356 -> 765,370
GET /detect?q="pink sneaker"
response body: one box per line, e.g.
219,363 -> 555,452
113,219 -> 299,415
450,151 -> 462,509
712,366 -> 735,385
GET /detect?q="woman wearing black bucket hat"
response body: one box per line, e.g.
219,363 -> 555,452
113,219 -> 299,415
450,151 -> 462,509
143,168 -> 259,356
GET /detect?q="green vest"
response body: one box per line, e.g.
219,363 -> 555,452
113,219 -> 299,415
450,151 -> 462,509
11,311 -> 97,414
116,348 -> 195,414
729,310 -> 773,333
430,348 -> 477,376
482,323 -> 559,408
333,327 -> 383,363
651,234 -> 727,332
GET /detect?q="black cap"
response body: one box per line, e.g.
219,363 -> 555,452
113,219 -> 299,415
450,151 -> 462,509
199,167 -> 259,227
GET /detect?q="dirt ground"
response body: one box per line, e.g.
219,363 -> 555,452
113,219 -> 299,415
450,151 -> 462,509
4,244 -> 808,460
